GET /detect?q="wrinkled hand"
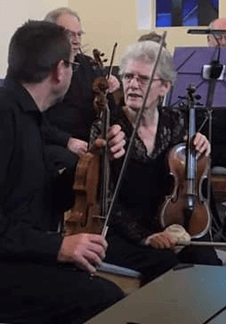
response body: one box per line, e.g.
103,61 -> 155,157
144,232 -> 177,250
193,132 -> 210,156
57,233 -> 108,273
67,137 -> 88,157
107,75 -> 120,93
89,124 -> 125,160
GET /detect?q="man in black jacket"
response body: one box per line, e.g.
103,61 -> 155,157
44,7 -> 120,166
0,20 -> 124,324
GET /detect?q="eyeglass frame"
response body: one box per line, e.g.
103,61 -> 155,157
213,33 -> 226,40
66,29 -> 85,39
64,60 -> 80,72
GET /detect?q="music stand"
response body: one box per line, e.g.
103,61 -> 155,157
165,46 -> 226,108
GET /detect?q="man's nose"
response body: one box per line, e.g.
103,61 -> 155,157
71,36 -> 79,43
130,76 -> 139,87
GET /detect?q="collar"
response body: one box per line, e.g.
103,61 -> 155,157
3,77 -> 41,115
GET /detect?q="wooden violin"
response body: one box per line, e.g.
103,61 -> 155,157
63,48 -> 112,237
160,84 -> 211,238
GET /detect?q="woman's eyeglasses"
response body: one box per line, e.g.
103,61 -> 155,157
122,73 -> 163,86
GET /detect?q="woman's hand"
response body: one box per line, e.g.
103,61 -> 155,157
89,124 -> 125,160
144,232 -> 177,249
107,124 -> 125,159
193,132 -> 210,156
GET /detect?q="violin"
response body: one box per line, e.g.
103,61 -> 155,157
159,84 -> 211,238
63,48 -> 112,237
92,45 -> 123,106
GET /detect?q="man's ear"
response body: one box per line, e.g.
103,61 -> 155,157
51,60 -> 65,83
159,80 -> 171,97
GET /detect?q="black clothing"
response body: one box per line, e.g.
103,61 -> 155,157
197,109 -> 226,168
105,230 -> 220,284
107,107 -> 186,242
0,260 -> 123,324
0,78 -> 62,260
209,110 -> 226,167
42,115 -> 71,148
0,77 -> 123,323
103,107 -> 222,283
44,53 -> 100,142
44,53 -> 118,171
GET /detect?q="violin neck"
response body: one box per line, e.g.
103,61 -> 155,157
100,107 -> 111,217
185,97 -> 197,220
186,103 -> 196,185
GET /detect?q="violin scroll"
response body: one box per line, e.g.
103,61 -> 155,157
93,49 -> 108,69
92,77 -> 109,112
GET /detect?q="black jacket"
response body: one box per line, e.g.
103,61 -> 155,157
0,78 -> 71,262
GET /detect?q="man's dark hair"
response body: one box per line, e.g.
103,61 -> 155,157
7,20 -> 71,83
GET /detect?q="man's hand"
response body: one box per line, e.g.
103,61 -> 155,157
57,233 -> 108,273
144,232 -> 177,250
67,138 -> 88,157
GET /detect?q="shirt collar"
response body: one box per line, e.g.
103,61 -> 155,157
3,77 -> 41,115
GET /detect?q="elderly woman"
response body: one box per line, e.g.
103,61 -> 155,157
96,41 -> 221,284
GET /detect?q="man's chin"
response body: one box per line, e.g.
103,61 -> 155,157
50,94 -> 65,107
73,48 -> 79,56
55,95 -> 65,104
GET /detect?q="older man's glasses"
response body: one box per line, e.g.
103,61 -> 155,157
122,73 -> 162,86
214,33 -> 226,41
67,30 -> 85,39
64,60 -> 80,72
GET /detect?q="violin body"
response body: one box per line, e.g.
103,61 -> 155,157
64,153 -> 103,236
160,142 -> 211,238
64,48 -> 111,237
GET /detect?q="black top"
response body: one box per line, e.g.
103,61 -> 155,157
0,78 -> 71,262
109,107 -> 186,243
196,109 -> 226,168
207,110 -> 226,167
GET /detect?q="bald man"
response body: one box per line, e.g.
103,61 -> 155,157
208,18 -> 226,47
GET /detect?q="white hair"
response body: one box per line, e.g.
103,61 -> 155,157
119,41 -> 177,84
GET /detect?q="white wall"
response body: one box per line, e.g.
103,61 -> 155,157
1,0 -> 225,76
0,0 -> 68,77
69,0 -> 225,65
